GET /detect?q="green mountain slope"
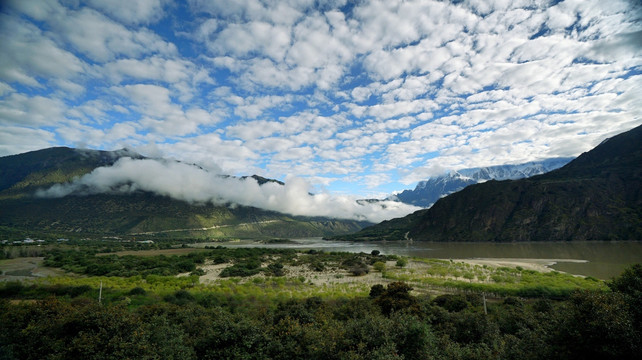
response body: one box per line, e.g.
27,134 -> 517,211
0,147 -> 144,198
339,124 -> 642,242
0,148 -> 368,239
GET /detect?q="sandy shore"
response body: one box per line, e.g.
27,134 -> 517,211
451,258 -> 588,273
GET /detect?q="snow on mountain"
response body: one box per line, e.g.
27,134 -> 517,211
392,158 -> 574,208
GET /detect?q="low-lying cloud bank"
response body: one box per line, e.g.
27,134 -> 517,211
36,157 -> 421,223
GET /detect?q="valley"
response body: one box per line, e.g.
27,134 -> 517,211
0,121 -> 640,360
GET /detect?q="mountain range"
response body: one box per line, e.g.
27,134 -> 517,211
391,158 -> 574,208
338,124 -> 642,242
0,147 -> 368,240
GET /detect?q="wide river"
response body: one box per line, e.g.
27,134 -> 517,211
192,238 -> 642,280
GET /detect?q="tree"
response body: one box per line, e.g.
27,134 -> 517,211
609,263 -> 642,323
374,282 -> 417,315
369,284 -> 385,298
551,290 -> 639,360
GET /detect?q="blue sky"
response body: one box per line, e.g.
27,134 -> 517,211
1,0 -> 641,199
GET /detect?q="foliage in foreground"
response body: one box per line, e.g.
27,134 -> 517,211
1,264 -> 641,360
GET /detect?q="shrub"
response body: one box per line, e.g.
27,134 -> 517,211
396,258 -> 408,268
350,265 -> 370,276
433,294 -> 468,312
265,263 -> 286,277
128,287 -> 147,296
369,284 -> 385,298
374,282 -> 418,315
190,268 -> 206,276
373,261 -> 386,272
309,261 -> 325,272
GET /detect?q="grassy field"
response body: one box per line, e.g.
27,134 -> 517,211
1,245 -> 608,304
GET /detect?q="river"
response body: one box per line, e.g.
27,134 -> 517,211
191,238 -> 642,280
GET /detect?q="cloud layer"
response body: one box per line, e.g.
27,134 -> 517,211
37,157 -> 421,223
1,0 -> 641,197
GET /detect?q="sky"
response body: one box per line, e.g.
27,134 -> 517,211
1,0 -> 641,201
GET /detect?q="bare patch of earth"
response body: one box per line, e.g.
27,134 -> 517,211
0,257 -> 66,281
454,258 -> 587,273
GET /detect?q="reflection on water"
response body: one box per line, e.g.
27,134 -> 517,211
192,238 -> 642,279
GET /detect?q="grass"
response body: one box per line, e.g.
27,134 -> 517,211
2,247 -> 609,306
381,258 -> 607,298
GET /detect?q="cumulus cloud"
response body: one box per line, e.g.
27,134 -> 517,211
7,0 -> 176,62
0,15 -> 85,86
0,126 -> 56,156
1,0 -> 640,199
37,158 -> 421,223
110,84 -> 219,136
86,0 -> 168,25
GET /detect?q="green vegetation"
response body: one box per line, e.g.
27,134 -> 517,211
1,262 -> 640,360
382,258 -> 606,298
0,241 -> 635,359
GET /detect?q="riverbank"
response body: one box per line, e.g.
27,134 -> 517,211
453,258 -> 588,273
195,239 -> 642,279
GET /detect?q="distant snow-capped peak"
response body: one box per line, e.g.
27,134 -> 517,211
392,157 -> 573,208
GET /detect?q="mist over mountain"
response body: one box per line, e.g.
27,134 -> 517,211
337,124 -> 642,242
0,147 -> 422,239
391,158 -> 574,208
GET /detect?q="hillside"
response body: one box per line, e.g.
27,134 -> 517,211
339,124 -> 642,241
392,158 -> 573,208
0,148 -> 368,240
0,147 -> 144,197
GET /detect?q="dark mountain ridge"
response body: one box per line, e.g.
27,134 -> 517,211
339,124 -> 642,242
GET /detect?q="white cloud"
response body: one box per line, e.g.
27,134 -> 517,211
86,0 -> 168,25
8,0 -> 176,62
1,0 -> 640,204
110,84 -> 219,136
0,93 -> 67,126
104,57 -> 194,84
38,158 -> 421,222
0,126 -> 56,156
0,15 -> 85,86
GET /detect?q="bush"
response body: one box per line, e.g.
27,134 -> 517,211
374,282 -> 417,315
220,265 -> 261,277
433,294 -> 469,312
190,268 -> 206,276
396,258 -> 408,268
369,284 -> 385,298
128,287 -> 147,296
265,263 -> 286,277
373,261 -> 386,272
309,261 -> 325,272
349,265 -> 369,276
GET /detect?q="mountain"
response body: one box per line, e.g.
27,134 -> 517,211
391,158 -> 573,208
0,147 -> 144,197
338,124 -> 642,242
0,147 -> 368,240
